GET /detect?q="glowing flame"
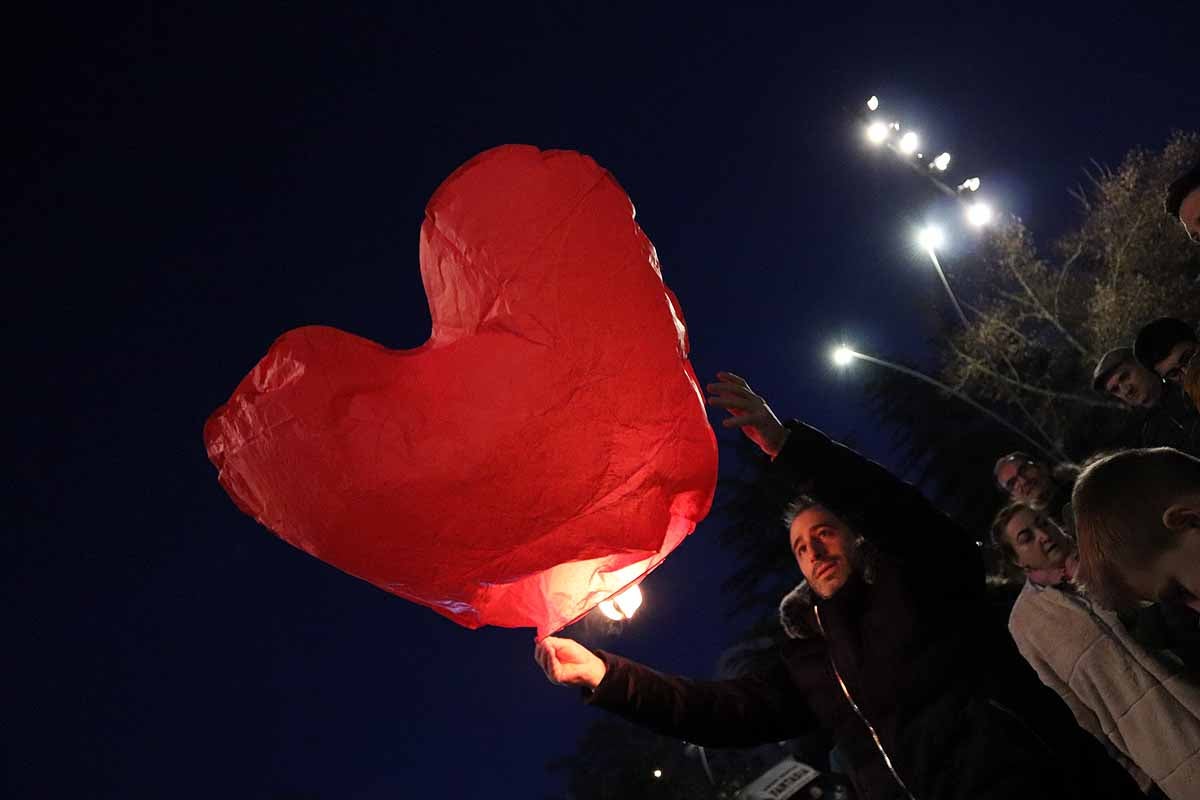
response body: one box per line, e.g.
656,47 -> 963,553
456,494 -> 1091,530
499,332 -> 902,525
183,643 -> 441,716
598,584 -> 643,620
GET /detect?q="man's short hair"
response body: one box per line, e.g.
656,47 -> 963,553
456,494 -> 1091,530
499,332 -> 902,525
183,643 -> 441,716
1072,448 -> 1200,608
989,502 -> 1029,563
1166,162 -> 1200,219
782,493 -> 821,528
1134,317 -> 1196,369
1092,347 -> 1134,392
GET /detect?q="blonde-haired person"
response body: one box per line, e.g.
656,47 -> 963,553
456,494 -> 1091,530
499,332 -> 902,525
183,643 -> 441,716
1072,448 -> 1200,612
993,503 -> 1200,799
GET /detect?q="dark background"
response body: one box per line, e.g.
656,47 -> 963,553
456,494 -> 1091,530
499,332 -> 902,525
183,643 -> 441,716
8,2 -> 1199,797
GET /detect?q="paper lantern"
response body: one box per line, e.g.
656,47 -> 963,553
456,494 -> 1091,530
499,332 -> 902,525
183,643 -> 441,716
204,145 -> 717,637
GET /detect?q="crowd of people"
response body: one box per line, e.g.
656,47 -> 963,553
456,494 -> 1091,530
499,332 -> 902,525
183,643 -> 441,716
530,165 -> 1200,799
982,164 -> 1200,796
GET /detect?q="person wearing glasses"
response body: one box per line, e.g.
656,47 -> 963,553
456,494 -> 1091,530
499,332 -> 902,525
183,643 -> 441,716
992,452 -> 1077,524
1165,162 -> 1200,245
1135,318 -> 1197,386
992,503 -> 1200,800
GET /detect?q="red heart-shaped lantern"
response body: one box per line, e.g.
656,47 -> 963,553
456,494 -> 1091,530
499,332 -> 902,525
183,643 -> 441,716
204,145 -> 717,636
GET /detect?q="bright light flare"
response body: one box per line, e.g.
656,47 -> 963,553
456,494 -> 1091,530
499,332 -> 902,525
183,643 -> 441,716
866,121 -> 889,144
653,769 -> 663,779
832,346 -> 856,367
898,131 -> 919,155
958,177 -> 981,192
931,152 -> 951,171
866,95 -> 879,111
598,584 -> 643,621
916,225 -> 945,251
966,201 -> 994,228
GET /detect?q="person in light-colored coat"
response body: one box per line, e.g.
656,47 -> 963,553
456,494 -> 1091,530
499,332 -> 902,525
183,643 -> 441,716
994,504 -> 1200,799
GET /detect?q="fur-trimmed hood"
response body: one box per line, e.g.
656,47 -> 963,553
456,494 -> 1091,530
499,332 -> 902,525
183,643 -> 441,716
779,582 -> 819,640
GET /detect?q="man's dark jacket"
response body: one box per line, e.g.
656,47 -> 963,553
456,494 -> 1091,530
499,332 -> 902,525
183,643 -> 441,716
587,423 -> 1142,800
1142,386 -> 1200,456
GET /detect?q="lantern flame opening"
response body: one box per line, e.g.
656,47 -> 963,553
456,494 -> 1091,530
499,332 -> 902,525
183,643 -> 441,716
598,584 -> 644,620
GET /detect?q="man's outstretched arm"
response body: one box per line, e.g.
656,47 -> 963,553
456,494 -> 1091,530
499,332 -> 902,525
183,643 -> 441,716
535,636 -> 812,748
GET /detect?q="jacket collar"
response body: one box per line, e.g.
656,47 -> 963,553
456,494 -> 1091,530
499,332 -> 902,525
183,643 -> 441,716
779,582 -> 819,640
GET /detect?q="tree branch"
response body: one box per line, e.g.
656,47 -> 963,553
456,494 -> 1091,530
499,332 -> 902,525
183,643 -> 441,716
950,344 -> 1115,408
1005,260 -> 1091,357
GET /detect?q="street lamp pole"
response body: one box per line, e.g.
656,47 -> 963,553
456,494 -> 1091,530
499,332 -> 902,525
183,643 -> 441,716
914,225 -> 970,328
833,346 -> 1058,461
927,247 -> 969,327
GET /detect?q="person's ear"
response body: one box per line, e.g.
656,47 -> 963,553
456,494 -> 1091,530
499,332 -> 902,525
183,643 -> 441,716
1162,502 -> 1200,534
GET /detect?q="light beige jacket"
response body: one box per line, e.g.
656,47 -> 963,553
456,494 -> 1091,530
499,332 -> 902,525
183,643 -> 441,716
1009,579 -> 1200,799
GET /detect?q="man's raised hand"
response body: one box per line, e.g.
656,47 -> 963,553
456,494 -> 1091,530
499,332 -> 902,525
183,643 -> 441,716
535,636 -> 607,690
705,372 -> 789,457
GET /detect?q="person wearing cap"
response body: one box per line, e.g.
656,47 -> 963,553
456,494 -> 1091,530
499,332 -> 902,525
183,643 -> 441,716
1093,347 -> 1164,409
1134,317 -> 1197,385
1165,161 -> 1200,244
1091,347 -> 1200,455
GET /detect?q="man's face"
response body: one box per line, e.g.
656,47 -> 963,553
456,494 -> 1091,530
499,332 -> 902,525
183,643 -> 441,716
1104,360 -> 1164,408
790,506 -> 856,599
1002,507 -> 1070,572
1179,187 -> 1200,245
1154,340 -> 1198,385
995,457 -> 1053,506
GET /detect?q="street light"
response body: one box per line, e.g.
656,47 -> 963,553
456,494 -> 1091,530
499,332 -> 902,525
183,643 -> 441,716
965,201 -> 994,227
598,583 -> 643,621
915,225 -> 969,327
867,95 -> 879,111
958,177 -> 981,192
931,152 -> 951,171
916,225 -> 945,252
866,121 -> 890,144
828,344 -> 1057,460
898,131 -> 919,155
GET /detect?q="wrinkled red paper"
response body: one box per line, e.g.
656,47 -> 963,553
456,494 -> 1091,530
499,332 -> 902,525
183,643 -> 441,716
204,145 -> 717,636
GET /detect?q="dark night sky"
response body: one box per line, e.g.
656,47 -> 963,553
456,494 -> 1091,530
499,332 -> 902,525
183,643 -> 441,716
8,3 -> 1200,797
